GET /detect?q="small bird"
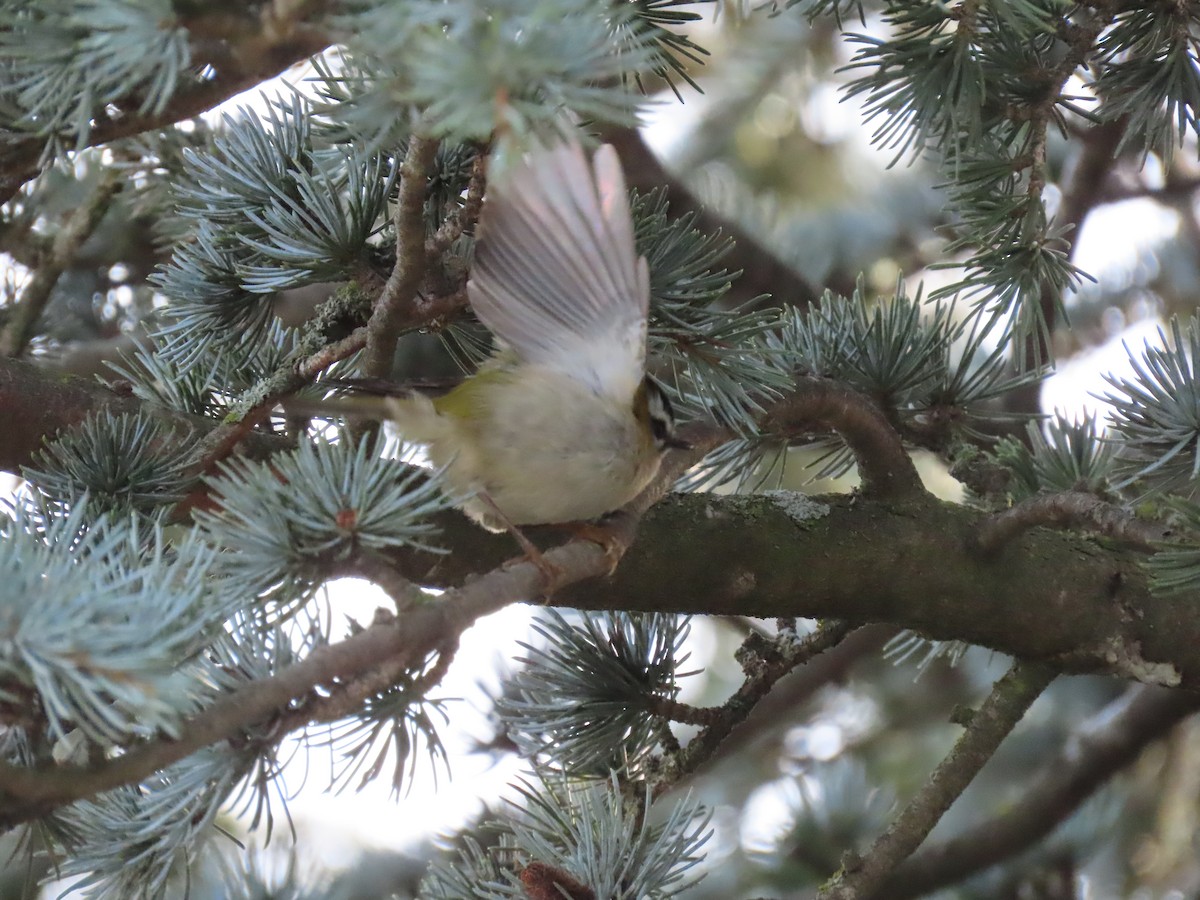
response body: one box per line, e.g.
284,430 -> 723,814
385,139 -> 686,549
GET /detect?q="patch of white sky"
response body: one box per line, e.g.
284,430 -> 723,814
1042,199 -> 1182,420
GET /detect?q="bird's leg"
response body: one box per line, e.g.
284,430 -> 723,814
478,493 -> 564,593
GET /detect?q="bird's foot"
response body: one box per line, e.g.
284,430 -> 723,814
561,519 -> 630,576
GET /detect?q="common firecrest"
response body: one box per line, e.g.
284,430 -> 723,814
386,139 -> 686,534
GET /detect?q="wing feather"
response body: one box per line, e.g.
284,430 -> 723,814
468,140 -> 649,402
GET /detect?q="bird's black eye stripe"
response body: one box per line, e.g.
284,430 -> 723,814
650,413 -> 672,442
645,381 -> 672,427
643,378 -> 689,450
644,378 -> 674,419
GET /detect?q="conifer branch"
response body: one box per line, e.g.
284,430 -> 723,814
975,491 -> 1171,556
186,321 -> 366,484
0,415 -> 720,830
881,685 -> 1200,900
820,662 -> 1056,900
0,5 -> 331,205
768,377 -> 924,499
0,531 -> 592,828
654,621 -> 855,795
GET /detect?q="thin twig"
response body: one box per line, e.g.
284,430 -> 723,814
694,626 -> 896,775
294,324 -> 368,380
0,170 -> 121,358
196,282 -> 469,477
1024,115 -> 1126,368
647,696 -> 726,728
280,596 -> 460,740
413,638 -> 458,696
363,136 -> 440,378
819,661 -> 1056,900
974,491 -> 1171,556
1097,169 -> 1200,206
330,548 -> 423,613
191,301 -> 371,480
191,315 -> 371,478
427,150 -> 487,259
1020,6 -> 1119,364
880,685 -> 1200,900
283,636 -> 459,733
191,405 -> 278,479
653,621 -> 855,796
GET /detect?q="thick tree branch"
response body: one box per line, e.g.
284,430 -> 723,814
1056,118 -> 1128,243
882,685 -> 1200,899
821,662 -> 1056,900
3,357 -> 1198,688
549,491 -> 1192,686
364,481 -> 1197,689
0,356 -> 286,473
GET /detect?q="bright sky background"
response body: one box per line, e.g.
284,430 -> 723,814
1043,199 -> 1183,420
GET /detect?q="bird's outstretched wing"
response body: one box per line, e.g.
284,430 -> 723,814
467,140 -> 651,403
